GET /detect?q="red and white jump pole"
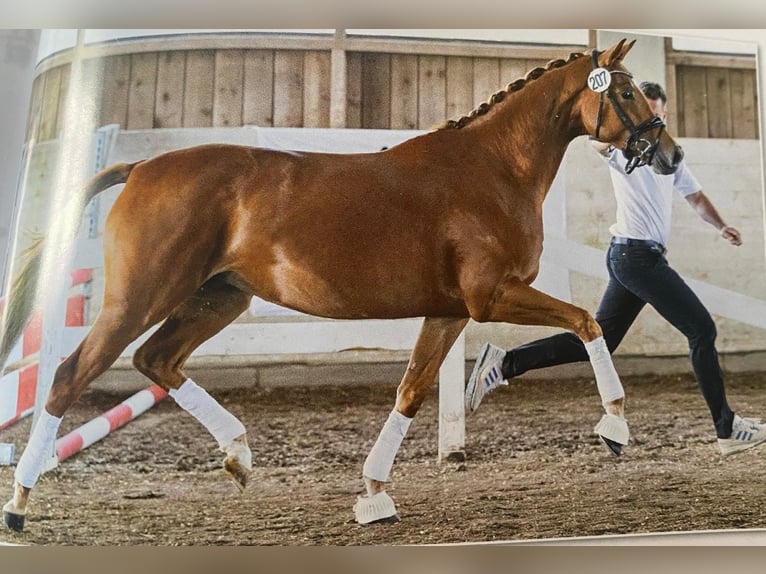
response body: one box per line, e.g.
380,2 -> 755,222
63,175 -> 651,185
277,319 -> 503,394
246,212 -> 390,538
54,384 -> 167,463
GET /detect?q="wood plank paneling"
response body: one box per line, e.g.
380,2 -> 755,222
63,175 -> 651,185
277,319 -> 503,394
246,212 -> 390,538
679,66 -> 709,138
330,44 -> 347,128
705,67 -> 732,139
127,52 -> 158,130
361,52 -> 390,129
418,55 -> 446,130
390,54 -> 418,130
27,41 -> 760,143
155,51 -> 186,128
38,66 -> 62,141
273,50 -> 304,127
183,50 -> 215,128
243,49 -> 274,127
345,52 -> 362,129
674,65 -> 686,137
729,68 -> 758,139
303,51 -> 331,128
674,64 -> 759,139
213,49 -> 245,128
472,57 -> 500,107
25,74 -> 45,141
446,56 -> 473,122
500,59 -> 528,87
100,54 -> 131,128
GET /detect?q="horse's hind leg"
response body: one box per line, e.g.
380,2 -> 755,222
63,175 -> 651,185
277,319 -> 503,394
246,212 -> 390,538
354,316 -> 468,525
131,274 -> 253,491
3,308 -> 154,531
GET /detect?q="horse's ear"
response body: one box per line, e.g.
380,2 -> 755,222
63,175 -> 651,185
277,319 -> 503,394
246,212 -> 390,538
618,39 -> 636,60
602,38 -> 636,67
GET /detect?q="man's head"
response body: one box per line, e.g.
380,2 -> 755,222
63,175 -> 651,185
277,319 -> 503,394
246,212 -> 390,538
639,81 -> 668,122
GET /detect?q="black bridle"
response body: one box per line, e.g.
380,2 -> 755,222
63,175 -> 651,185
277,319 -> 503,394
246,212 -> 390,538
591,49 -> 666,174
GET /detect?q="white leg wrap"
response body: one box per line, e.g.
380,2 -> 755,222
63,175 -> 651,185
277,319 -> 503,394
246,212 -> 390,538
169,379 -> 246,450
585,337 -> 624,405
15,410 -> 61,488
362,410 -> 412,482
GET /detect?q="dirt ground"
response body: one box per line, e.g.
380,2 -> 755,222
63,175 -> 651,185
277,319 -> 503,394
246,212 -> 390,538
2,369 -> 766,546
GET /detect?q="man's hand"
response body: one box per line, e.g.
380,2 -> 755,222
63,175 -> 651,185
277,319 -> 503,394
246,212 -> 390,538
721,225 -> 742,246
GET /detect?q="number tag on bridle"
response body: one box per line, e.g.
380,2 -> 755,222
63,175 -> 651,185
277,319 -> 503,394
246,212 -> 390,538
587,68 -> 612,93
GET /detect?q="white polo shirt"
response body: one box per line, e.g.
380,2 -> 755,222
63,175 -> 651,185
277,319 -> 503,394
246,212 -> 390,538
604,147 -> 701,246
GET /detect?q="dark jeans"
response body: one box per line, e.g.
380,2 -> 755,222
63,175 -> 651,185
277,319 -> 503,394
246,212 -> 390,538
503,239 -> 734,438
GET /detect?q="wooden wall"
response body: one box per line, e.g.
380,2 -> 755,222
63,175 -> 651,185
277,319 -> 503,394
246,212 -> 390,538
27,49 -> 334,138
346,52 -> 549,130
664,41 -> 759,139
26,50 -> 554,140
674,65 -> 759,139
26,34 -> 760,143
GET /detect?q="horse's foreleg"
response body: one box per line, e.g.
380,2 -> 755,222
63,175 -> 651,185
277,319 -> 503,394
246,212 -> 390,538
132,276 -> 253,491
354,317 -> 468,525
466,278 -> 628,452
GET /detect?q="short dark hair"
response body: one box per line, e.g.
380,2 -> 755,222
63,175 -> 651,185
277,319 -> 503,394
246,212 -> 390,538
639,81 -> 667,104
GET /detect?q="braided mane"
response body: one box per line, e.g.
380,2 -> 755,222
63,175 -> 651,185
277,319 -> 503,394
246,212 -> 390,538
438,51 -> 587,130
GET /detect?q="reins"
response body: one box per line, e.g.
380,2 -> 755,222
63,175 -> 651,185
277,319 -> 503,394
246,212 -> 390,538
590,49 -> 666,173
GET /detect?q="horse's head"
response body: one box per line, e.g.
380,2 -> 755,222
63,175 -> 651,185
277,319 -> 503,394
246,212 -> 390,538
581,39 -> 684,175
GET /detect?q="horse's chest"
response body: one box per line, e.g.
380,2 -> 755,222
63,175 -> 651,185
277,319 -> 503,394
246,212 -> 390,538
507,237 -> 544,280
483,226 -> 544,282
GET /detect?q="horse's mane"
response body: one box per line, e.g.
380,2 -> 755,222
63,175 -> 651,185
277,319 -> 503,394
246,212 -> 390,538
437,51 -> 587,130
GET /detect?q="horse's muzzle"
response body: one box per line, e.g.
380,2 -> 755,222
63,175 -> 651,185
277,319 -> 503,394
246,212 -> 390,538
651,144 -> 684,175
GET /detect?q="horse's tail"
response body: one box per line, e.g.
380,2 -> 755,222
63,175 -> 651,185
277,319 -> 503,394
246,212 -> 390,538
0,161 -> 141,372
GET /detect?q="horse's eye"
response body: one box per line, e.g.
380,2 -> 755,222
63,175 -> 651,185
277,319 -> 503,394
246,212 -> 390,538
622,89 -> 634,100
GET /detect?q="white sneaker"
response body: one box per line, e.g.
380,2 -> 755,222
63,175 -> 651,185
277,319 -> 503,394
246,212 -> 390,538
464,343 -> 508,414
718,414 -> 766,456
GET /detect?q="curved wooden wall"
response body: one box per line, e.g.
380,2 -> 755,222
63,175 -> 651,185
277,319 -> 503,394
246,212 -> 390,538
26,33 -> 759,143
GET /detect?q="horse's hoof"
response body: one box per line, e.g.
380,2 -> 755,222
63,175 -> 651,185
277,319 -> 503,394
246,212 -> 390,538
223,436 -> 252,493
223,458 -> 249,492
3,510 -> 25,532
367,513 -> 400,525
353,491 -> 399,525
599,435 -> 623,457
594,413 -> 629,457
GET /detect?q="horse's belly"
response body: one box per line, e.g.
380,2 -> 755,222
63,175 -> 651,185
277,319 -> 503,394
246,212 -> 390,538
247,245 -> 466,320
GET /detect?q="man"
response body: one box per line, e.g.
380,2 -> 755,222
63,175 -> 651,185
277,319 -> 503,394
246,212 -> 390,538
465,81 -> 766,456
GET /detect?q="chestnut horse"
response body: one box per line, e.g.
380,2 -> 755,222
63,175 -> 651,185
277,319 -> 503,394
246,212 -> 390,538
2,39 -> 682,531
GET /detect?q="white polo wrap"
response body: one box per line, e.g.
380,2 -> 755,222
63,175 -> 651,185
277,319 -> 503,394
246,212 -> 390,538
363,409 -> 412,482
585,336 -> 625,404
15,409 -> 61,488
169,379 -> 246,449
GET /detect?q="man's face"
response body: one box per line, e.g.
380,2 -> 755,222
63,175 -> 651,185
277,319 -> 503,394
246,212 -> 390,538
647,97 -> 667,122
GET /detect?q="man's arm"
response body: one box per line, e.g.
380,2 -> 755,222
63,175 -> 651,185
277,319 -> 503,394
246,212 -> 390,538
685,190 -> 742,246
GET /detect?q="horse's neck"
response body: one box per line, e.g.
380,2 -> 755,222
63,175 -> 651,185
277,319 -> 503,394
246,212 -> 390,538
469,70 -> 582,200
